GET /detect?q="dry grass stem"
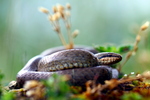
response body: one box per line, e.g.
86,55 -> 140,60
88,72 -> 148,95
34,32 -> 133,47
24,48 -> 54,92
39,3 -> 78,49
119,21 -> 149,72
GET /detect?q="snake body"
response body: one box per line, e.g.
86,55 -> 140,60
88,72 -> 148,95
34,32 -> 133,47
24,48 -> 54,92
16,47 -> 122,88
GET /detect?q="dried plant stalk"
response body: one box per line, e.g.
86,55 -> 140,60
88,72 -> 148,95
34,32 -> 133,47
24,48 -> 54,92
118,21 -> 149,72
39,3 -> 79,49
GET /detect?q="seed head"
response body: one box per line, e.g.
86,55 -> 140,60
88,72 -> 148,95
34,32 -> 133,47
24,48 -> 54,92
55,12 -> 61,19
39,7 -> 49,14
142,71 -> 150,78
72,30 -> 79,38
136,74 -> 142,78
56,4 -> 64,13
53,13 -> 60,21
66,3 -> 71,9
141,21 -> 149,31
48,14 -> 59,21
24,80 -> 39,90
52,6 -> 57,13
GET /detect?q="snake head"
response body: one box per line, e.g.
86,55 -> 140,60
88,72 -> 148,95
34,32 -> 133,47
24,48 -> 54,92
95,52 -> 122,65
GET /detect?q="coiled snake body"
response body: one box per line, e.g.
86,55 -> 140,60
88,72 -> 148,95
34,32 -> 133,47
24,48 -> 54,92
16,47 -> 122,88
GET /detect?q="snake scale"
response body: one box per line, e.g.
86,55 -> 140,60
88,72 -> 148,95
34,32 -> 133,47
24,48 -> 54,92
16,46 -> 122,88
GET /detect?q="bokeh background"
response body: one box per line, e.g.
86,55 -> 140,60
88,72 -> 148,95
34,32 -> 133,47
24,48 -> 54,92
0,0 -> 150,84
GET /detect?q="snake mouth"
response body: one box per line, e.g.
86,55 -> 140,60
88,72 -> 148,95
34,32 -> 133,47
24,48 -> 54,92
98,53 -> 122,65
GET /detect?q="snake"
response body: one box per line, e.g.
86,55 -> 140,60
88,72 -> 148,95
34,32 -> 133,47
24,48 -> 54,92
16,47 -> 122,88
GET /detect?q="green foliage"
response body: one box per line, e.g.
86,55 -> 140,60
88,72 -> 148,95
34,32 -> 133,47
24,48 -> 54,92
43,74 -> 71,100
0,71 -> 15,100
1,92 -> 15,100
132,80 -> 140,86
0,71 -> 4,97
121,92 -> 143,100
94,45 -> 133,54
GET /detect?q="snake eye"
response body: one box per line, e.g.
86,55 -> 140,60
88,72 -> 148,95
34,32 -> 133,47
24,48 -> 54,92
98,54 -> 114,59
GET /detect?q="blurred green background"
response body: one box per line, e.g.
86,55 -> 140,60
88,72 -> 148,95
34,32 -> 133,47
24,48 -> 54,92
0,0 -> 150,84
